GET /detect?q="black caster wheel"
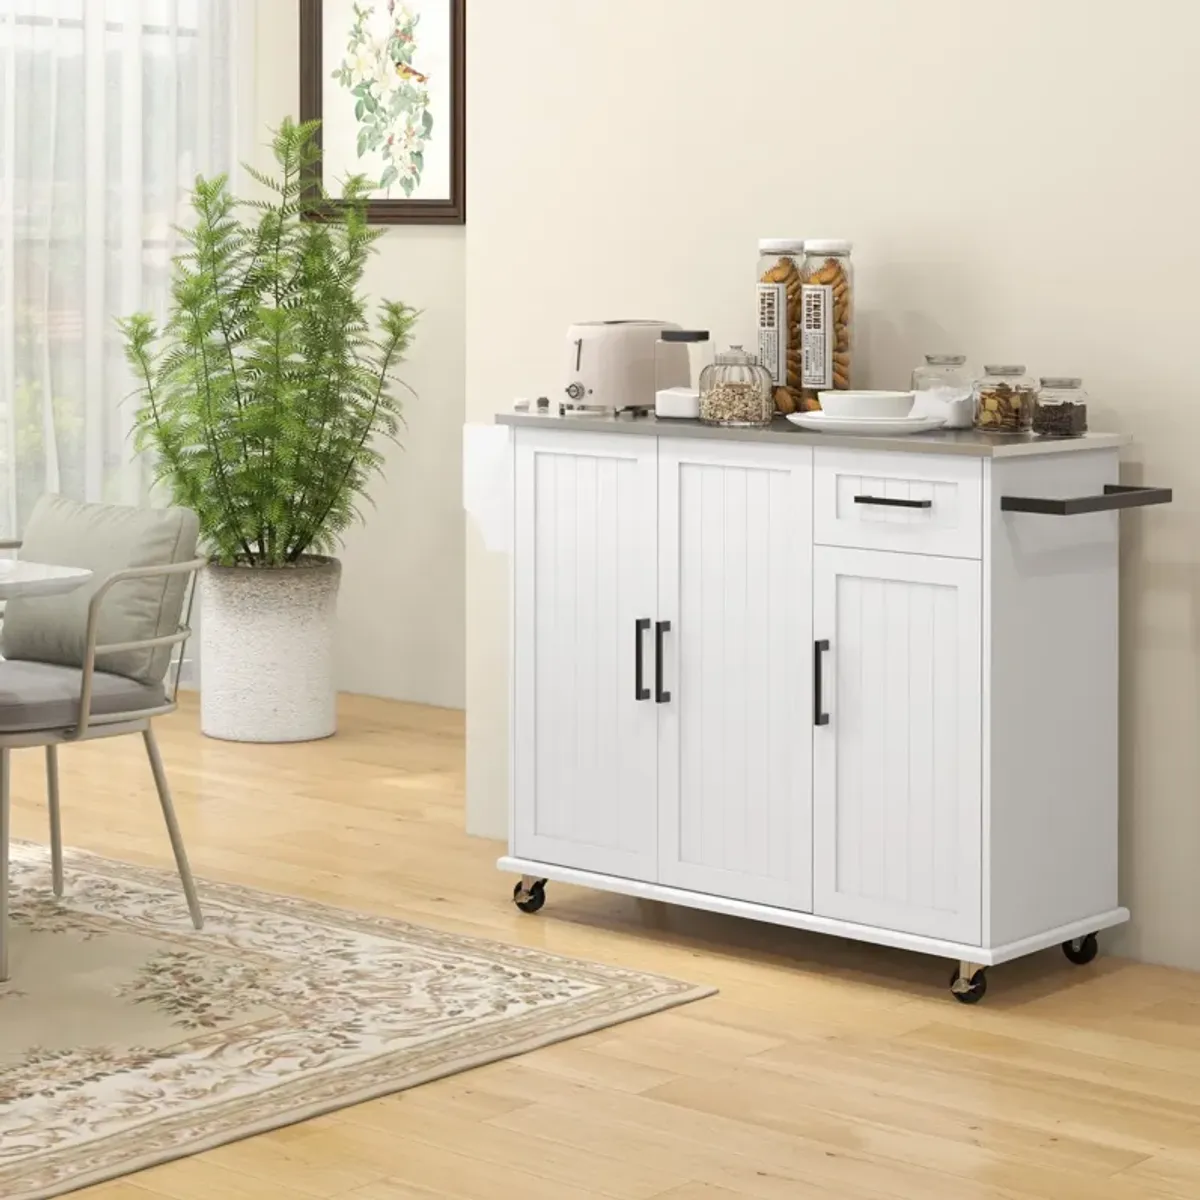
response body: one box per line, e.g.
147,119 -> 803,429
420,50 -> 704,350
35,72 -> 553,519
950,965 -> 988,1004
512,879 -> 547,914
1062,932 -> 1099,966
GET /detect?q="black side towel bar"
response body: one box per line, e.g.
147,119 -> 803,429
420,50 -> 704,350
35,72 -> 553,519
1000,484 -> 1172,516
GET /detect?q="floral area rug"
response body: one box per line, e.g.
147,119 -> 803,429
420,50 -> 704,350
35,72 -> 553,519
0,842 -> 714,1199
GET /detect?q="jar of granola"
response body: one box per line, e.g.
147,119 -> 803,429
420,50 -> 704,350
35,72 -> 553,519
699,345 -> 774,427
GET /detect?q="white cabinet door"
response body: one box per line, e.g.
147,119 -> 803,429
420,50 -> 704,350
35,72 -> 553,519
512,429 -> 659,880
657,439 -> 814,910
813,546 -> 982,943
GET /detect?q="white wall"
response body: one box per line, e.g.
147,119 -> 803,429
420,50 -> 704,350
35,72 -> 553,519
467,0 -> 1200,968
256,0 -> 464,709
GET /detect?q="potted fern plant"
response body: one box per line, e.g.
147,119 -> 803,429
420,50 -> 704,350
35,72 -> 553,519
121,119 -> 418,742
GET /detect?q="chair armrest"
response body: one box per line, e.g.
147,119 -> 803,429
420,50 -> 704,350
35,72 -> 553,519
0,541 -> 22,620
72,557 -> 206,737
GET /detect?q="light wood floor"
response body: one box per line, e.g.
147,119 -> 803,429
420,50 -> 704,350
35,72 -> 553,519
11,694 -> 1200,1200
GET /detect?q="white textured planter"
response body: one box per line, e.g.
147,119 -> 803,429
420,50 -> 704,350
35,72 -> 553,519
200,557 -> 342,743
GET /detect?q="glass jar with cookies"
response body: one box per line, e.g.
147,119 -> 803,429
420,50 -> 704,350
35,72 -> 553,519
798,240 -> 853,410
756,239 -> 805,415
973,365 -> 1037,434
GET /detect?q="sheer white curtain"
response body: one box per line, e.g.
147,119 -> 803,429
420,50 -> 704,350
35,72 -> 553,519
0,0 -> 248,534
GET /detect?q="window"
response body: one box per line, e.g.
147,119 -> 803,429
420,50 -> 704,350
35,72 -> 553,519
0,1 -> 247,530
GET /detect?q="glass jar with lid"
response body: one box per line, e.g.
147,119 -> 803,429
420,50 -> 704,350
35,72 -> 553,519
912,354 -> 973,429
973,364 -> 1037,434
1034,377 -> 1088,437
799,239 -> 854,410
699,345 -> 773,427
756,238 -> 805,415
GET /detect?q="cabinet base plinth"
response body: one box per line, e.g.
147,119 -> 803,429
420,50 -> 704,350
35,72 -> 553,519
498,856 -> 1129,969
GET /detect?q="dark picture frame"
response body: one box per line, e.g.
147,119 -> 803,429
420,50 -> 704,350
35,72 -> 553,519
299,0 -> 465,225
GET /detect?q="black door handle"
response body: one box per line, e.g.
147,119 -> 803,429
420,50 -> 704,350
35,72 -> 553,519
814,639 -> 830,726
655,620 -> 671,703
854,495 -> 933,509
634,619 -> 650,701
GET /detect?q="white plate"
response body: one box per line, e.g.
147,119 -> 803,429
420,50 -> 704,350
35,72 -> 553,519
785,413 -> 947,436
800,411 -> 925,422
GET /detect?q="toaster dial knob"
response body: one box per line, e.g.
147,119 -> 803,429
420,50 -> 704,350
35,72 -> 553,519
565,382 -> 586,401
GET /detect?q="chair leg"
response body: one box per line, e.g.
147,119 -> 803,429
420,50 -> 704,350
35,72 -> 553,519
1,747 -> 10,982
142,725 -> 203,930
46,746 -> 63,897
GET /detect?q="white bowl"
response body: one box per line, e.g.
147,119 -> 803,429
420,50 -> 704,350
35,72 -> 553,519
818,390 -> 915,419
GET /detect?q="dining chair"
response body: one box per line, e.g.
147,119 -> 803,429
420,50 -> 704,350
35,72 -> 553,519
0,494 -> 206,981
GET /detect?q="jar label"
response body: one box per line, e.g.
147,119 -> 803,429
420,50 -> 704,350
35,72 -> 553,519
801,284 -> 833,389
756,282 -> 787,385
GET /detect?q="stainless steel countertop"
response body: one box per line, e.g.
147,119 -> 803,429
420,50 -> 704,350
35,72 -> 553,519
495,411 -> 1129,458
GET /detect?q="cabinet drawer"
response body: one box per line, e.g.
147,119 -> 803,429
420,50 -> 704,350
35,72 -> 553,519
814,450 -> 982,559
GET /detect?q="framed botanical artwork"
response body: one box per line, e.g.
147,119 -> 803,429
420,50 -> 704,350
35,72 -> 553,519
299,0 -> 465,224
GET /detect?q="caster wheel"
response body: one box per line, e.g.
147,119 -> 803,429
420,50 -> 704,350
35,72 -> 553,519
512,879 -> 547,914
950,966 -> 987,1004
1062,932 -> 1099,966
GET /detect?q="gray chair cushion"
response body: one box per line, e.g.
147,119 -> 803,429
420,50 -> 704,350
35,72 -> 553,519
0,495 -> 199,685
0,660 -> 165,732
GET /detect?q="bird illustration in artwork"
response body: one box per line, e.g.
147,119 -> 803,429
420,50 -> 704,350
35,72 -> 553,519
394,60 -> 428,84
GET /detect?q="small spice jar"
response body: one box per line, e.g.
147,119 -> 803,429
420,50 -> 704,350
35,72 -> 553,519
1034,377 -> 1089,437
756,239 -> 805,415
973,364 -> 1037,434
799,240 -> 853,410
699,345 -> 773,427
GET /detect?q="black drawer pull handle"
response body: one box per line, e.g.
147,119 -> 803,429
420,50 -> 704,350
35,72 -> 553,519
655,620 -> 671,704
1000,484 -> 1173,516
634,619 -> 650,701
814,639 -> 830,727
853,495 -> 932,509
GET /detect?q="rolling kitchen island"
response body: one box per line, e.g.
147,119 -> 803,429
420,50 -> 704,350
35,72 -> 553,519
495,414 -> 1169,1001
